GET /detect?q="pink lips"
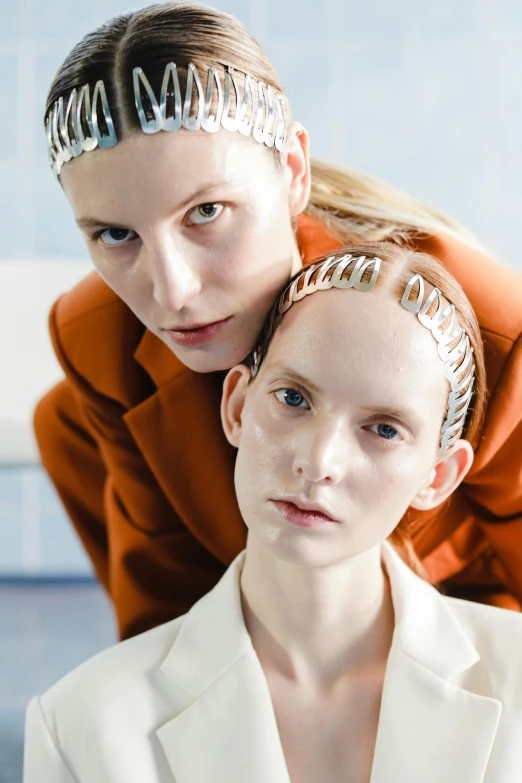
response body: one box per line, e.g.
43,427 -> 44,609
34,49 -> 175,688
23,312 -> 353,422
162,316 -> 233,347
272,499 -> 338,528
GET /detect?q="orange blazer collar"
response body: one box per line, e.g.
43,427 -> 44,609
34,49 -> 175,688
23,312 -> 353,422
295,211 -> 344,265
133,328 -> 185,389
133,212 -> 344,388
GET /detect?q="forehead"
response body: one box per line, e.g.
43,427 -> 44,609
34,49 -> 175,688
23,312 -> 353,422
60,127 -> 274,215
262,286 -> 449,412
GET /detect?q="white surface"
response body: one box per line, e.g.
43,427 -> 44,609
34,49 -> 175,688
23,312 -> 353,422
0,260 -> 93,463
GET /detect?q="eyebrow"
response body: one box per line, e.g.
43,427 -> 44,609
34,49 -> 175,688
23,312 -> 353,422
358,404 -> 423,427
76,216 -> 129,229
75,179 -> 242,229
265,364 -> 322,395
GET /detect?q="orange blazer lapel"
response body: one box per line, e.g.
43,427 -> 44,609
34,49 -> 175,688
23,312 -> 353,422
126,329 -> 246,565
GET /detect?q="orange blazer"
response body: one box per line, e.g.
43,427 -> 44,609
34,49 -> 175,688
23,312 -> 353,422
34,213 -> 522,640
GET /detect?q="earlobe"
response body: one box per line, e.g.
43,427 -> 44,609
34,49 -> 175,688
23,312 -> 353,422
409,440 -> 475,512
220,364 -> 251,448
284,122 -> 311,216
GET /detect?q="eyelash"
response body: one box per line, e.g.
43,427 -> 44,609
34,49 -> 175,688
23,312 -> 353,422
91,202 -> 225,247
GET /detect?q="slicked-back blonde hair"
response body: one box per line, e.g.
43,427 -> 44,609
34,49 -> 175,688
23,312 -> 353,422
45,1 -> 484,251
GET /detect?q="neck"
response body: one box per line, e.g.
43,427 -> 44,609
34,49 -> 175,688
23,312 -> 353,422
239,540 -> 394,696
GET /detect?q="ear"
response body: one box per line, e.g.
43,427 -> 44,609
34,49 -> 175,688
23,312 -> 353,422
409,439 -> 475,511
284,122 -> 311,217
220,364 -> 252,448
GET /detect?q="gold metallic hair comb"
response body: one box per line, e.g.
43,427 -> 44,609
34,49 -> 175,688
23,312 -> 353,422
250,253 -> 475,457
46,62 -> 288,178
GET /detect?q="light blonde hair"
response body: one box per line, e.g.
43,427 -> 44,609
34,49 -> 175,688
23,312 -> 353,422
307,159 -> 486,251
45,1 -> 484,254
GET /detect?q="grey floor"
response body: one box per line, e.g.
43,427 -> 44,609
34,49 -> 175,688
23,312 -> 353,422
0,581 -> 116,783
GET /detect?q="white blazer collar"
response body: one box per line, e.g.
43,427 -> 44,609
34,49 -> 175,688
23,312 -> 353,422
382,541 -> 479,677
157,543 -> 502,783
370,544 -> 502,783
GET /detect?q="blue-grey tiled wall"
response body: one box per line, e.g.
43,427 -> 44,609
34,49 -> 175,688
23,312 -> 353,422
1,0 -> 521,575
0,468 -> 93,576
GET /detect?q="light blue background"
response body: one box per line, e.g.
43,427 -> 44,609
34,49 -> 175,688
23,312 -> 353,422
1,0 -> 521,575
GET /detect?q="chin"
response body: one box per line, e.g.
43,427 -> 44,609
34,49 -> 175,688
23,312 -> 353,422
177,355 -> 229,374
255,528 -> 342,568
163,340 -> 244,374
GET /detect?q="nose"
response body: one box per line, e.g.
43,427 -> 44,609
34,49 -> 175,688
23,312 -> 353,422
146,238 -> 201,313
292,418 -> 348,485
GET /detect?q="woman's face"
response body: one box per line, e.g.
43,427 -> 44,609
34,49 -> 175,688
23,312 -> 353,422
227,286 -> 457,568
60,125 -> 309,372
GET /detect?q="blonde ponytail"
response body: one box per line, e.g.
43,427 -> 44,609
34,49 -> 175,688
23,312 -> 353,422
307,158 -> 486,253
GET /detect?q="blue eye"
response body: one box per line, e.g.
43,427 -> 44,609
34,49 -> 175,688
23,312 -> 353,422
369,423 -> 402,441
274,389 -> 309,408
99,228 -> 137,246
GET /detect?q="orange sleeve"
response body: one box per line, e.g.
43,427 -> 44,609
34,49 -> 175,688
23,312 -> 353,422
34,378 -> 110,592
36,299 -> 234,640
464,334 -> 522,602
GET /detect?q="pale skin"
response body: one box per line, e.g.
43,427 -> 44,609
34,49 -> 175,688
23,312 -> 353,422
60,123 -> 311,373
220,285 -> 474,782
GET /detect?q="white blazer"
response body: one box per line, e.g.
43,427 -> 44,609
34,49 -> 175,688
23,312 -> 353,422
24,542 -> 522,783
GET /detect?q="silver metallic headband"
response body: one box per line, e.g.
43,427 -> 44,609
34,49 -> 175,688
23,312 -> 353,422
250,254 -> 475,456
46,63 -> 287,177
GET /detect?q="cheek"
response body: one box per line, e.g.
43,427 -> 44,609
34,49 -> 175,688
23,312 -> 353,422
215,228 -> 294,291
368,452 -> 433,510
243,419 -> 291,475
85,248 -> 125,288
233,416 -> 295,544
220,194 -> 293,279
235,413 -> 294,493
91,257 -> 153,319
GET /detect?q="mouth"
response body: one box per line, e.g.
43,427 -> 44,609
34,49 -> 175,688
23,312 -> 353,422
162,316 -> 233,347
271,498 -> 339,528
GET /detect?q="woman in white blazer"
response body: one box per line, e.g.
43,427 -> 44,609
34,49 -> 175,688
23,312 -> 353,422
24,244 -> 522,783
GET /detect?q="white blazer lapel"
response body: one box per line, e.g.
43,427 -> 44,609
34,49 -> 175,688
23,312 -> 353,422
156,550 -> 291,783
157,652 -> 291,783
370,544 -> 502,783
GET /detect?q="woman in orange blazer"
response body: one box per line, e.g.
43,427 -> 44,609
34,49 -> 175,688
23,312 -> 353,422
36,2 -> 522,641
